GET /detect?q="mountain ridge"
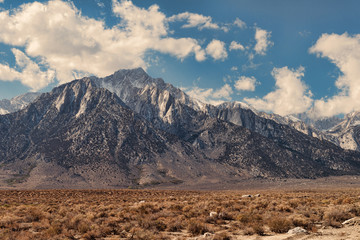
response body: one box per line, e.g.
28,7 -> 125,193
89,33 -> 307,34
2,68 -> 358,153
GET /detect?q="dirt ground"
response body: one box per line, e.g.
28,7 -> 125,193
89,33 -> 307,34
192,225 -> 360,240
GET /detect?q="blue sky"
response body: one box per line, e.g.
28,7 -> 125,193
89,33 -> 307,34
0,0 -> 359,118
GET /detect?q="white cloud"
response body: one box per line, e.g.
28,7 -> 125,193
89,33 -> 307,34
299,30 -> 311,38
234,76 -> 257,91
113,0 -> 207,61
213,84 -> 233,99
234,18 -> 246,29
0,64 -> 19,82
0,49 -> 55,91
96,0 -> 105,8
0,0 -> 206,89
220,26 -> 230,33
231,66 -> 238,71
309,33 -> 360,118
0,0 -> 4,3
254,27 -> 273,55
185,84 -> 233,105
229,41 -> 245,51
245,66 -> 313,116
206,39 -> 228,61
168,12 -> 220,31
112,0 -> 167,37
153,38 -> 206,62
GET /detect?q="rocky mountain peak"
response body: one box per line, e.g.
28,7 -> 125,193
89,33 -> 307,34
0,92 -> 41,115
108,67 -> 162,89
216,101 -> 257,112
343,111 -> 360,127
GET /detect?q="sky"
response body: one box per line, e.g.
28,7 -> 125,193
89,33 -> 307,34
0,0 -> 359,119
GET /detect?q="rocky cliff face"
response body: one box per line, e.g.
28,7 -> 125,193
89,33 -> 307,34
321,112 -> 360,151
205,100 -> 360,153
273,111 -> 360,152
1,69 -> 360,189
0,92 -> 41,115
204,102 -> 324,140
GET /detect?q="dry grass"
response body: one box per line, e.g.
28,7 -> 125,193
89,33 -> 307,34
0,188 -> 359,239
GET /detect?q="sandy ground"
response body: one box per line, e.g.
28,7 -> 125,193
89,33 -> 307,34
102,225 -> 360,240
170,225 -> 360,240
235,225 -> 360,240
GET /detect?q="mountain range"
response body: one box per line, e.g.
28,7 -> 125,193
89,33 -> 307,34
0,68 -> 360,189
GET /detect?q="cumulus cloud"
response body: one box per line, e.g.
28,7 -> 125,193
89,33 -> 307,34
0,0 -> 4,3
168,12 -> 221,31
206,39 -> 228,61
185,84 -> 233,105
0,0 -> 206,89
112,0 -> 206,61
245,66 -> 313,116
309,33 -> 360,118
234,18 -> 246,29
229,41 -> 245,51
254,27 -> 273,55
213,84 -> 233,99
234,76 -> 257,91
0,49 -> 55,91
0,64 -> 19,82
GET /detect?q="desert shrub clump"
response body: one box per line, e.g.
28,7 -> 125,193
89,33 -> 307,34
267,216 -> 292,233
187,219 -> 209,235
323,208 -> 352,228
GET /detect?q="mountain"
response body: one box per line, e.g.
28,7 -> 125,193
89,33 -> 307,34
206,101 -> 360,153
204,102 -> 326,141
294,113 -> 342,131
96,68 -> 207,138
270,111 -> 360,152
95,69 -> 325,143
0,78 -> 224,188
0,92 -> 41,115
0,68 -> 360,189
320,111 -> 360,151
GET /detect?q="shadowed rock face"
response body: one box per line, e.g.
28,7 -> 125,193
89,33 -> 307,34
0,69 -> 360,189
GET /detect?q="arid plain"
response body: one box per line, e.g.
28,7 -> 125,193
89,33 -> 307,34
1,178 -> 360,240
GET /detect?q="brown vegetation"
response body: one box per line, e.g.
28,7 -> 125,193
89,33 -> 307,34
0,188 -> 359,239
